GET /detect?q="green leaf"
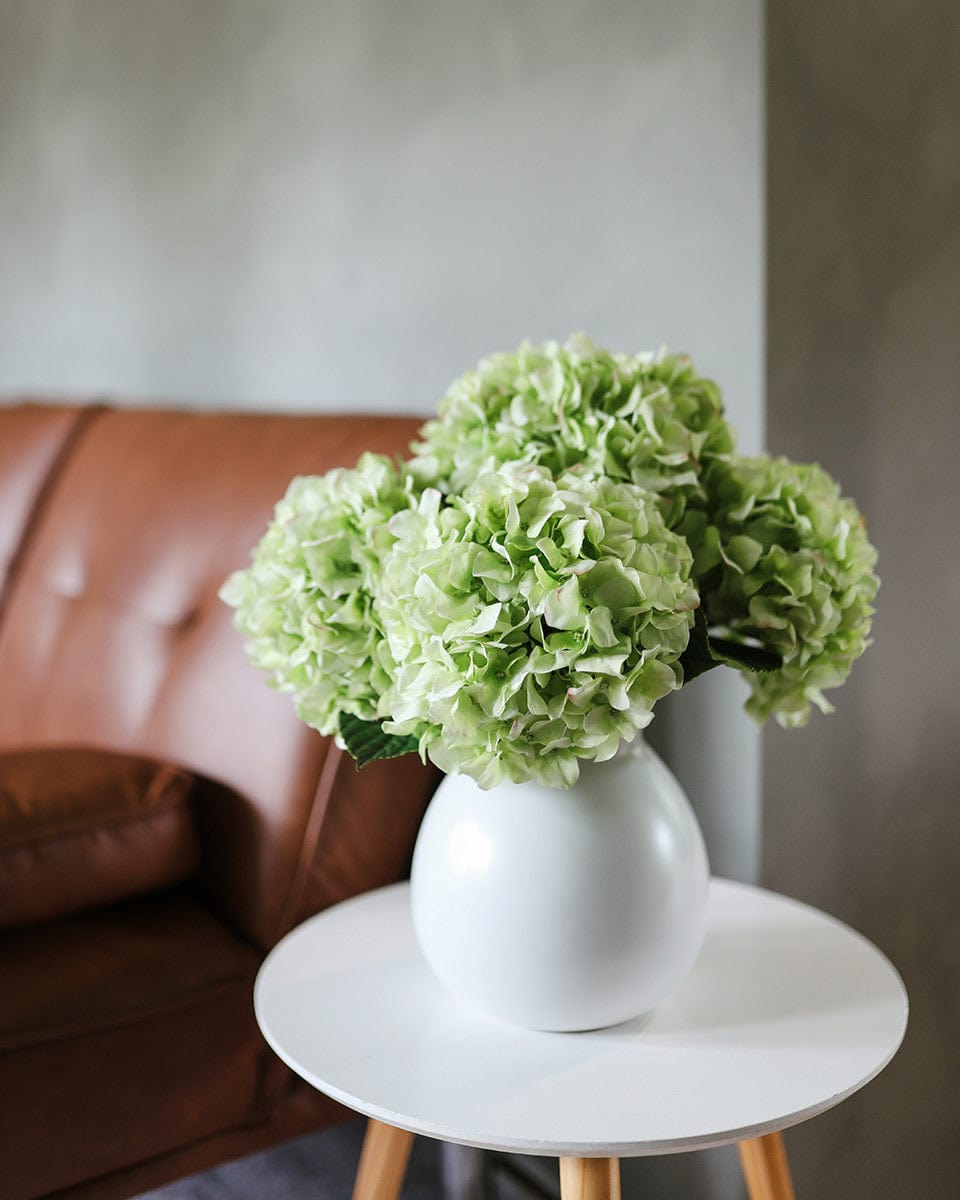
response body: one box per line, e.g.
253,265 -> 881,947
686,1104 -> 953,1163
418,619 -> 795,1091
338,713 -> 420,769
679,609 -> 782,685
678,609 -> 719,684
707,636 -> 782,674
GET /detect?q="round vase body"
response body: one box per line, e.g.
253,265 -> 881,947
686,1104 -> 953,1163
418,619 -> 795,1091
410,740 -> 710,1032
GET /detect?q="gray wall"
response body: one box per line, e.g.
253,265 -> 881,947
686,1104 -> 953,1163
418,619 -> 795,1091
0,0 -> 762,424
767,5 -> 960,1198
0,4 -> 763,1198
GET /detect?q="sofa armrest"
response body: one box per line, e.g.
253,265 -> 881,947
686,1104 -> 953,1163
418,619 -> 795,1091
194,744 -> 440,950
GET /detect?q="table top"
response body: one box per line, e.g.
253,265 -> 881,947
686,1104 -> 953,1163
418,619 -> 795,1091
255,880 -> 907,1158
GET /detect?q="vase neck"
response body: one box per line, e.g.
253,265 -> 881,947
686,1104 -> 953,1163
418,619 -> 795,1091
612,734 -> 645,762
573,734 -> 646,784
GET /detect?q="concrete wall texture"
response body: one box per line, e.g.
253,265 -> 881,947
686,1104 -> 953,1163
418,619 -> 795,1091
766,4 -> 960,1198
0,0 -> 762,426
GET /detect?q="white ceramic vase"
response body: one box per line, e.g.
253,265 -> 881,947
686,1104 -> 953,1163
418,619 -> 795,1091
410,739 -> 710,1032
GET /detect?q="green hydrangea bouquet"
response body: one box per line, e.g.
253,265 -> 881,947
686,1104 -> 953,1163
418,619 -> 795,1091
221,335 -> 878,789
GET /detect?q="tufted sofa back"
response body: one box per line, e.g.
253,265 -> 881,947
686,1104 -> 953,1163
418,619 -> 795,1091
0,403 -> 438,950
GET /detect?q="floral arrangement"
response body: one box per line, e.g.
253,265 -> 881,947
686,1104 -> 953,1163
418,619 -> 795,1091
221,335 -> 878,789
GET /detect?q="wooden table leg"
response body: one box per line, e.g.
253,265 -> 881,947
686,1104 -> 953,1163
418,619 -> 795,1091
559,1157 -> 621,1200
738,1132 -> 796,1200
352,1119 -> 415,1200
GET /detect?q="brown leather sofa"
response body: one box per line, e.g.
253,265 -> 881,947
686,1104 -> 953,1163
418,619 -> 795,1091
0,402 -> 440,1200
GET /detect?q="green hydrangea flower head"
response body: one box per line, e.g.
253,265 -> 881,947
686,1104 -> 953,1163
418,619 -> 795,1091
219,453 -> 414,735
408,334 -> 735,530
221,337 -> 880,787
375,462 -> 699,789
686,454 -> 879,727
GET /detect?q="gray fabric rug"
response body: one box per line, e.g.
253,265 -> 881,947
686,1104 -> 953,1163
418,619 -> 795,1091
132,1122 -> 562,1200
133,1120 -> 444,1200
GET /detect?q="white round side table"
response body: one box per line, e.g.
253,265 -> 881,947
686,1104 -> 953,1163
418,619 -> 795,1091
255,880 -> 907,1200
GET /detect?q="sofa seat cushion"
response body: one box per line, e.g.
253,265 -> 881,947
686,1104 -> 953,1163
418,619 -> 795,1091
0,888 -> 265,1200
0,746 -> 200,929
